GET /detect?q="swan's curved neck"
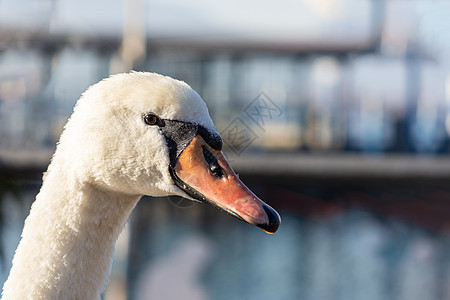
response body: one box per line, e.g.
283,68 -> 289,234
2,164 -> 140,299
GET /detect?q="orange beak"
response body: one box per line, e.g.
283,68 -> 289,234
171,135 -> 281,233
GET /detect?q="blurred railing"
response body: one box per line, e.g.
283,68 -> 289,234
1,51 -> 449,155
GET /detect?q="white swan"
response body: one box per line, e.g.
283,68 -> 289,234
1,72 -> 280,299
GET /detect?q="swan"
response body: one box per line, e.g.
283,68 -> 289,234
1,72 -> 280,299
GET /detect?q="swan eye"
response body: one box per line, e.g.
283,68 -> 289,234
143,113 -> 162,126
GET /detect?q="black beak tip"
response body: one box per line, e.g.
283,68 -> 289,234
257,204 -> 281,234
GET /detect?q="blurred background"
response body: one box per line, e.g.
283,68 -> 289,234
1,0 -> 450,299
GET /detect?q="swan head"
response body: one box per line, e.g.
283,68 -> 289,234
57,72 -> 280,233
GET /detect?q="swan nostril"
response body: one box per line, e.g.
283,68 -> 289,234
202,146 -> 224,178
209,163 -> 223,177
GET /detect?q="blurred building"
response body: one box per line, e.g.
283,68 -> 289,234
1,1 -> 449,155
1,1 -> 450,300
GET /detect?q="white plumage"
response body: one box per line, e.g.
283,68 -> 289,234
1,72 -> 280,299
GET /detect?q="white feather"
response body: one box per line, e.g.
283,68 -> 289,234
2,72 -> 218,299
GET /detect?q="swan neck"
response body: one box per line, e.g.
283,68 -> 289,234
2,168 -> 140,299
